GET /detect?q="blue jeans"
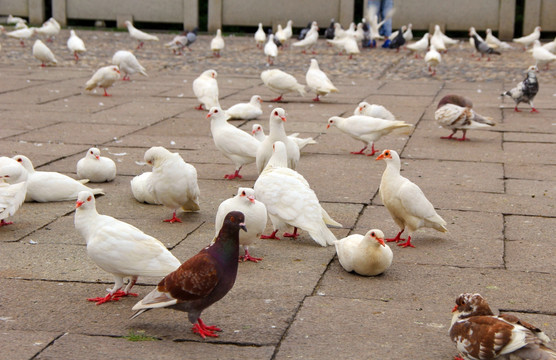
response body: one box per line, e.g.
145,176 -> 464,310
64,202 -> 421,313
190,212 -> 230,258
367,0 -> 393,37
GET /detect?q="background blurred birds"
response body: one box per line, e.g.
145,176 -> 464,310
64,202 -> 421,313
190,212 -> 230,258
112,50 -> 147,81
125,20 -> 159,49
85,65 -> 120,96
32,39 -> 57,67
211,29 -> 225,57
67,29 -> 86,62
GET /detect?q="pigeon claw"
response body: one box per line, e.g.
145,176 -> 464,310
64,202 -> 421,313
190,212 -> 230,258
239,253 -> 263,263
195,104 -> 205,110
270,95 -> 283,102
192,318 -> 221,339
260,229 -> 280,240
530,108 -> 539,113
283,227 -> 299,239
397,236 -> 415,248
224,170 -> 243,180
163,211 -> 182,223
350,146 -> 368,155
386,230 -> 405,243
0,219 -> 14,227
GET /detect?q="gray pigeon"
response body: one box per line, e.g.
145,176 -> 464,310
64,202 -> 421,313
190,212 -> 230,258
185,27 -> 198,50
501,65 -> 539,112
471,34 -> 501,61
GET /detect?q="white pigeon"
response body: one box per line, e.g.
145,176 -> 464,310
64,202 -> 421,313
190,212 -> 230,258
14,20 -> 28,30
354,102 -> 396,120
327,34 -> 360,59
251,123 -> 317,150
74,190 -> 181,305
283,20 -> 293,42
430,25 -> 447,52
306,59 -> 338,102
260,69 -> 306,102
164,33 -> 188,54
406,33 -> 429,58
513,26 -> 541,49
254,141 -> 342,246
130,172 -> 160,205
264,34 -> 278,65
112,50 -> 147,81
32,39 -> 57,67
292,22 -> 319,53
529,40 -> 556,70
366,5 -> 395,42
225,95 -> 263,120
6,27 -> 35,46
334,229 -> 393,276
254,23 -> 266,48
376,149 -> 447,248
214,187 -> 267,263
143,146 -> 200,223
35,18 -> 59,42
67,29 -> 86,62
327,115 -> 412,156
76,147 -> 117,183
85,65 -> 121,97
0,163 -> 28,227
7,14 -> 27,24
210,29 -> 225,57
275,24 -> 287,45
125,20 -> 159,49
485,28 -> 512,50
403,23 -> 413,42
435,103 -> 495,141
12,154 -> 104,202
542,36 -> 556,54
333,23 -> 345,40
192,69 -> 220,110
425,44 -> 441,76
438,25 -> 459,47
207,106 -> 260,180
256,108 -> 300,173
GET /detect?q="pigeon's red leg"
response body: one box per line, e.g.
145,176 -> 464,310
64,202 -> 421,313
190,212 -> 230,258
530,107 -> 539,113
195,104 -> 205,110
224,169 -> 243,180
260,229 -> 280,240
40,63 -> 46,67
348,54 -> 353,59
350,146 -> 367,155
456,130 -> 468,141
0,219 -> 13,227
365,144 -> 379,156
398,235 -> 415,248
441,130 -> 457,140
192,318 -> 221,338
74,52 -> 79,62
454,356 -> 465,360
283,227 -> 299,238
386,230 -> 405,243
270,95 -> 283,102
88,289 -> 135,305
514,106 -> 521,112
312,95 -> 320,102
20,40 -> 25,47
103,89 -> 111,97
163,211 -> 182,223
239,248 -> 263,263
311,50 -> 317,55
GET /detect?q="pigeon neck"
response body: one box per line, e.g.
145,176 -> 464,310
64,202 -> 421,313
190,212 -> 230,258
208,228 -> 240,262
269,120 -> 287,138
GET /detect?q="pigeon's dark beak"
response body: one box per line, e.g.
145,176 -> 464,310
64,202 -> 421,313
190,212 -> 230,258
239,222 -> 247,232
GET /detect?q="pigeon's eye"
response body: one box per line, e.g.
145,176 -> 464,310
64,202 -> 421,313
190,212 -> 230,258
230,216 -> 235,222
214,109 -> 218,113
17,158 -> 22,162
371,232 -> 375,237
4,175 -> 9,178
90,151 -> 94,154
385,151 -> 390,156
87,196 -> 92,201
274,111 -> 278,116
241,191 -> 246,196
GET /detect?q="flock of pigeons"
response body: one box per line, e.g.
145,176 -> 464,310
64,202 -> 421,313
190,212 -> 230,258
1,13 -> 555,359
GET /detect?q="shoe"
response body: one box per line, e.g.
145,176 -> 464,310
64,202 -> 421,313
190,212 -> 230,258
381,39 -> 391,48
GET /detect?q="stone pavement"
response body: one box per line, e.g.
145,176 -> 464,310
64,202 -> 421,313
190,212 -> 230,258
0,29 -> 555,359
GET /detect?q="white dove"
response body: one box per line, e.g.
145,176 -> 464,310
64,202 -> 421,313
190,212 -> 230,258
143,147 -> 200,223
327,34 -> 360,59
260,69 -> 306,102
112,50 -> 147,81
254,23 -> 266,48
254,141 -> 342,246
430,25 -> 447,52
85,65 -> 120,97
32,39 -> 57,67
14,20 -> 28,30
485,28 -> 512,50
334,229 -> 393,276
435,103 -> 495,141
74,190 -> 181,305
35,18 -> 59,42
67,29 -> 86,62
12,154 -> 104,202
425,44 -> 441,76
529,40 -> 556,70
0,163 -> 28,227
256,108 -> 300,173
214,187 -> 267,262
292,22 -> 319,54
130,172 -> 160,205
192,69 -> 220,110
225,95 -> 263,120
406,33 -> 429,58
469,27 -> 484,57
76,147 -> 117,183
210,29 -> 225,57
403,23 -> 413,42
6,27 -> 35,46
354,102 -> 396,120
283,20 -> 293,42
327,115 -> 412,156
542,36 -> 556,54
251,123 -> 317,150
207,106 -> 260,180
125,20 -> 159,49
513,26 -> 541,50
376,149 -> 447,248
275,24 -> 287,45
306,59 -> 338,102
439,26 -> 459,47
264,34 -> 278,65
7,15 -> 27,24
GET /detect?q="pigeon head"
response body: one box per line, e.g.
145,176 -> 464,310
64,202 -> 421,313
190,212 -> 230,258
0,164 -> 27,184
251,95 -> 263,104
525,65 -> 539,74
75,190 -> 95,210
251,123 -> 263,135
375,149 -> 399,163
111,66 -> 120,74
217,211 -> 247,241
201,69 -> 217,79
365,229 -> 386,247
87,147 -> 101,160
12,155 -> 34,172
206,106 -> 228,120
270,108 -> 286,123
267,141 -> 288,168
144,146 -> 172,167
452,293 -> 494,320
356,102 -> 370,114
237,187 -> 256,204
326,117 -> 339,129
124,21 -> 131,28
309,58 -> 320,70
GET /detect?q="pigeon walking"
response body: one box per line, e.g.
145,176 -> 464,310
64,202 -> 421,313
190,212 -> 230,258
501,65 -> 539,112
470,34 -> 500,61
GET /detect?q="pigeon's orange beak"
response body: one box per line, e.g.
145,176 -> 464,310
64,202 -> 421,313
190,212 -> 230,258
75,200 -> 84,208
358,107 -> 363,112
251,129 -> 256,134
326,124 -> 330,129
247,195 -> 255,203
206,113 -> 212,119
375,153 -> 385,161
377,238 -> 386,247
95,155 -> 100,160
258,98 -> 263,103
452,305 -> 459,313
280,116 -> 286,122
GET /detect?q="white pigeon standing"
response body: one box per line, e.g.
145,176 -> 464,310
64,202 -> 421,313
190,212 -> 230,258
74,190 -> 181,305
254,23 -> 266,48
403,23 -> 413,42
327,33 -> 360,59
485,28 -> 512,50
513,26 -> 541,50
130,172 -> 160,205
254,141 -> 342,245
125,20 -> 159,49
256,108 -> 300,173
7,14 -> 27,25
334,229 -> 393,276
210,29 -> 225,57
112,50 -> 147,81
292,22 -> 319,54
6,27 -> 35,47
225,95 -> 263,120
425,44 -> 441,76
85,65 -> 121,97
354,102 -> 396,120
327,115 -> 412,156
435,103 -> 495,141
283,20 -> 293,43
12,154 -> 104,202
207,106 -> 260,180
0,163 -> 28,227
306,59 -> 338,102
214,187 -> 267,262
264,34 -> 278,65
529,40 -> 556,70
430,25 -> 447,52
376,149 -> 447,248
406,33 -> 429,58
76,147 -> 117,183
251,123 -> 317,150
192,69 -> 220,110
67,29 -> 86,62
143,146 -> 200,223
35,18 -> 60,42
439,26 -> 459,48
32,39 -> 57,67
260,69 -> 306,102
275,24 -> 287,45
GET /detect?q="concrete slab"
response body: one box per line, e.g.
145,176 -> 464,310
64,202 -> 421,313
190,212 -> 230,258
0,330 -> 62,360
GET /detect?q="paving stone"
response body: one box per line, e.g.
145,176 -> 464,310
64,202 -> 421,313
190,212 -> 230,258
0,330 -> 62,360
